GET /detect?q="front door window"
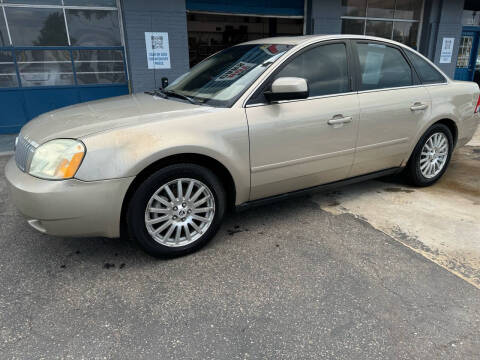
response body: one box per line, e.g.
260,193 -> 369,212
275,43 -> 350,97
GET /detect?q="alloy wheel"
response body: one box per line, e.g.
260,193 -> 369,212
419,132 -> 449,179
144,178 -> 215,247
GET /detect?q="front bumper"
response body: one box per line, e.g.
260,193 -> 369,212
5,157 -> 134,238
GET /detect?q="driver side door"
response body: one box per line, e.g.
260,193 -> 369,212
245,41 -> 359,200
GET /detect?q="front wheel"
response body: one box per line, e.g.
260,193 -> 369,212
406,123 -> 453,186
127,164 -> 226,258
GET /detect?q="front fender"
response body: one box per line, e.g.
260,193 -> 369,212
75,108 -> 251,204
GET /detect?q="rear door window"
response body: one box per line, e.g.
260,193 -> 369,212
356,42 -> 413,91
404,50 -> 446,84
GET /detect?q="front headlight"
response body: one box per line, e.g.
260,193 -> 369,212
29,139 -> 85,180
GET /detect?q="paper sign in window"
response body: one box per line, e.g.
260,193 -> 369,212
215,62 -> 256,81
362,51 -> 384,85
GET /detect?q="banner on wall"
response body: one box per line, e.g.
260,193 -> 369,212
145,32 -> 171,69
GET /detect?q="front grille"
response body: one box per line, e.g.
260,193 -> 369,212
15,136 -> 36,172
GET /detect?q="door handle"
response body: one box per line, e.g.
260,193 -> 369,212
410,102 -> 428,111
327,116 -> 352,125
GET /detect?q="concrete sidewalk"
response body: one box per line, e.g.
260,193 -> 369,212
316,127 -> 480,287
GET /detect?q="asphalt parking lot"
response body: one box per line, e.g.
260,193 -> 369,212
1,146 -> 479,359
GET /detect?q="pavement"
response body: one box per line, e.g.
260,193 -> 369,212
1,142 -> 480,358
0,134 -> 16,155
315,127 -> 480,287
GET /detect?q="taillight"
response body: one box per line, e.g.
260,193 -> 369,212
475,94 -> 480,114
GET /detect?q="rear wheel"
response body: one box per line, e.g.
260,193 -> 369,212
406,123 -> 453,186
127,164 -> 226,257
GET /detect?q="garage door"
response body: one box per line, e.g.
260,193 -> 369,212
0,1 -> 129,134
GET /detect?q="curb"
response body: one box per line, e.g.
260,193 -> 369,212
0,151 -> 14,157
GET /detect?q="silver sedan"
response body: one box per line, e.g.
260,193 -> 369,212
6,35 -> 480,257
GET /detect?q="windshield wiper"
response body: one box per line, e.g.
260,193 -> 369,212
163,90 -> 198,105
146,88 -> 197,105
144,89 -> 168,99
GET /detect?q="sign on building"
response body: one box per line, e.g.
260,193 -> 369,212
440,37 -> 455,64
145,32 -> 171,69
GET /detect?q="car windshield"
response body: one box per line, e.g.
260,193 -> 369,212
164,44 -> 293,107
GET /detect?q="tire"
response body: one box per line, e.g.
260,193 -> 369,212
406,123 -> 453,187
127,164 -> 226,258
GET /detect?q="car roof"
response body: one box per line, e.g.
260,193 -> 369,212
240,34 -> 408,47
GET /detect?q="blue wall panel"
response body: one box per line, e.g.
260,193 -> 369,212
22,87 -> 80,120
185,0 -> 304,16
0,90 -> 28,134
0,84 -> 129,134
78,85 -> 129,103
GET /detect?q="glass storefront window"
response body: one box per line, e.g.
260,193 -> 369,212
366,20 -> 393,39
17,50 -> 74,87
3,1 -> 62,4
0,0 -> 126,90
395,0 -> 422,20
341,0 -> 366,17
340,0 -> 422,48
63,0 -> 117,6
462,10 -> 480,26
66,9 -> 121,46
0,51 -> 18,88
341,18 -> 364,35
367,0 -> 395,18
392,21 -> 419,49
5,7 -> 68,46
73,49 -> 126,84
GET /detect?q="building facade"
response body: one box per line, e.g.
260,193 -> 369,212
0,0 -> 479,134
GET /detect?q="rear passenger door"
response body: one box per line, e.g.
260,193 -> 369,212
350,41 -> 431,177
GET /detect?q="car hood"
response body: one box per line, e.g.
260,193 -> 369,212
20,93 -> 218,144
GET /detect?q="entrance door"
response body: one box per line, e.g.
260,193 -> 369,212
186,13 -> 304,67
455,30 -> 479,81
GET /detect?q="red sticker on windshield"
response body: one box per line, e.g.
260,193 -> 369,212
215,62 -> 256,81
260,45 -> 279,55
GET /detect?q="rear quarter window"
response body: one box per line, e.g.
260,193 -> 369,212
405,50 -> 446,84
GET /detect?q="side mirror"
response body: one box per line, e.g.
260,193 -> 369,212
264,77 -> 309,102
